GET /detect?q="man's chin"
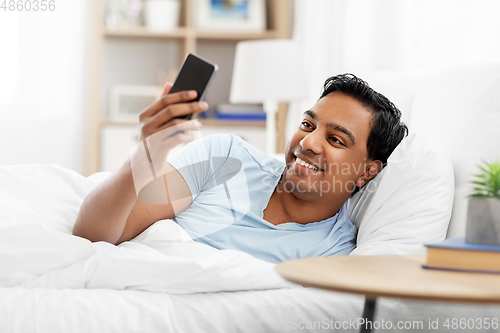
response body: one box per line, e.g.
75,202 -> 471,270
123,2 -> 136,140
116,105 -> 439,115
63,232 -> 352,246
284,166 -> 316,180
281,171 -> 324,196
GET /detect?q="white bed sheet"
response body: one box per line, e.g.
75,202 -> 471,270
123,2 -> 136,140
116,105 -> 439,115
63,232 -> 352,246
2,286 -> 500,333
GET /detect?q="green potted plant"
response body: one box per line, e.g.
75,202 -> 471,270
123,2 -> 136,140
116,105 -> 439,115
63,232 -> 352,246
465,160 -> 500,246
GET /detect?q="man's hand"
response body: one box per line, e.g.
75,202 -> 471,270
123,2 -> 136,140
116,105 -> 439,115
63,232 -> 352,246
138,83 -> 208,141
73,83 -> 204,244
130,83 -> 206,197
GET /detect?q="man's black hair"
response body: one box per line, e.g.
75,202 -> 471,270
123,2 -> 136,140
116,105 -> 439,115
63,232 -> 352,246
320,73 -> 408,164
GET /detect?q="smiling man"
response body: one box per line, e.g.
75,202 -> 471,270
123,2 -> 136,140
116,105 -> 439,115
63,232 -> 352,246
73,74 -> 408,263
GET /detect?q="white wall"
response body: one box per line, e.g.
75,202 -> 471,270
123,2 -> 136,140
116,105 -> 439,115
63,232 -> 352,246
0,1 -> 90,174
294,0 -> 500,78
287,0 -> 500,139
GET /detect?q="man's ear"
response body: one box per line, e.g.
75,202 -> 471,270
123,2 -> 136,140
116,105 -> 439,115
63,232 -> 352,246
355,160 -> 383,188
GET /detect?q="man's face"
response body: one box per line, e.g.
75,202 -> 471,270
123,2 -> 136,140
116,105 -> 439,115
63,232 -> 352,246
283,91 -> 376,201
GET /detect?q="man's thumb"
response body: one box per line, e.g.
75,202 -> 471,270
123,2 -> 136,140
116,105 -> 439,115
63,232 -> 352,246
162,82 -> 173,95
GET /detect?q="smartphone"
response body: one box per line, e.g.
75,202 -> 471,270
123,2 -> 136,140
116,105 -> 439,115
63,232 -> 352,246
170,53 -> 218,119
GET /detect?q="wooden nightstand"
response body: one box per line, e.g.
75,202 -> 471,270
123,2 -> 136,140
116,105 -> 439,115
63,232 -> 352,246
276,255 -> 500,333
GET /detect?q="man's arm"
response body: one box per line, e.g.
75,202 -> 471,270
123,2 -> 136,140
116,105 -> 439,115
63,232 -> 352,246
72,84 -> 208,244
72,159 -> 157,244
73,160 -> 188,244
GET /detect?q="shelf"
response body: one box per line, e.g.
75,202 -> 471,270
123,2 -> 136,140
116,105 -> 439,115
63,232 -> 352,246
87,0 -> 292,174
100,118 -> 265,128
103,27 -> 280,41
195,30 -> 279,40
103,27 -> 189,39
199,118 -> 265,128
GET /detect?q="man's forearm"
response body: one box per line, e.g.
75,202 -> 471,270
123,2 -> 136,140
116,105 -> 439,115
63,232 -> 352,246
73,88 -> 204,244
73,160 -> 137,244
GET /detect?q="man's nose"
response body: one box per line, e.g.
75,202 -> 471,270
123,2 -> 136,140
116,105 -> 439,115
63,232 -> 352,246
299,131 -> 323,155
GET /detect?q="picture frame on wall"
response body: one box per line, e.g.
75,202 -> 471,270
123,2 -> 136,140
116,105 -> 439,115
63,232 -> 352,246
195,0 -> 266,32
108,85 -> 163,121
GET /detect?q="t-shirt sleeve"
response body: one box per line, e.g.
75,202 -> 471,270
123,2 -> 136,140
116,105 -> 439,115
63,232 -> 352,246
167,134 -> 235,199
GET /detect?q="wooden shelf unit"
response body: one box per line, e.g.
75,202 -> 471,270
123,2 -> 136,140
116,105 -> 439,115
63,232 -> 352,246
101,118 -> 266,128
103,28 -> 280,40
86,0 -> 292,176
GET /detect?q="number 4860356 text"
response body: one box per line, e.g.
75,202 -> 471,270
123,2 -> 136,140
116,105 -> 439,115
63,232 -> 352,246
1,0 -> 56,11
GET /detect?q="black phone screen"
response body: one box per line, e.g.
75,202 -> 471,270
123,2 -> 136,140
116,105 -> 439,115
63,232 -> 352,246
170,53 -> 218,102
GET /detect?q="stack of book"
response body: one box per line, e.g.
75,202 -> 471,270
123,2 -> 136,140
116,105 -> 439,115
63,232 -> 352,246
424,237 -> 500,274
214,104 -> 266,121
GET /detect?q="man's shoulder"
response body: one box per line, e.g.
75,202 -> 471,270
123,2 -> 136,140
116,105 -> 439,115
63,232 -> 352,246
192,133 -> 284,175
229,135 -> 285,174
199,133 -> 235,149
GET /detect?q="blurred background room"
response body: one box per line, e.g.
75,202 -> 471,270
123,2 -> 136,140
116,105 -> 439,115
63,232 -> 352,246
1,0 -> 499,176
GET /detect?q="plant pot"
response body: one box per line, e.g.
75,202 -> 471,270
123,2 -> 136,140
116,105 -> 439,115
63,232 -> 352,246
465,197 -> 500,245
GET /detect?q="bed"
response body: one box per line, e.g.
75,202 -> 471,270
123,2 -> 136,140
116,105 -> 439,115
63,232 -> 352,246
3,59 -> 500,332
0,140 -> 497,333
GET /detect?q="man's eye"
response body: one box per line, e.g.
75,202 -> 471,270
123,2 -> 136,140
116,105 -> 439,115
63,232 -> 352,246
300,121 -> 313,130
330,137 -> 345,146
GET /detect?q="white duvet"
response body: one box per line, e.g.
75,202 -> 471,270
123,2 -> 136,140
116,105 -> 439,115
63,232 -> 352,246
0,164 -> 291,293
2,164 -> 500,333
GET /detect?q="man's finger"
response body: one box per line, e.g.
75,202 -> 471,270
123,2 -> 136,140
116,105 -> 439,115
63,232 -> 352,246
146,119 -> 201,146
162,82 -> 173,95
159,119 -> 201,139
153,101 -> 208,127
140,90 -> 198,119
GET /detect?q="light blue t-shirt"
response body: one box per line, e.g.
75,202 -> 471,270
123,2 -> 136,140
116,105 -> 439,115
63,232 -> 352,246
167,134 -> 357,263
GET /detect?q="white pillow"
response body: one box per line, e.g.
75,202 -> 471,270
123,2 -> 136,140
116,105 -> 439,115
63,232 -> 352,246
347,133 -> 454,255
410,59 -> 500,239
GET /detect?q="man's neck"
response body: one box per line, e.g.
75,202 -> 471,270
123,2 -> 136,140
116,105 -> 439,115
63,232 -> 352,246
263,178 -> 346,226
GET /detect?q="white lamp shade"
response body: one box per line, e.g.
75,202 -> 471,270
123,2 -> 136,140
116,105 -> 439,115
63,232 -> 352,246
230,39 -> 306,104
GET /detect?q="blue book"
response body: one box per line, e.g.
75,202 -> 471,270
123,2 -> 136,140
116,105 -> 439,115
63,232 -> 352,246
214,104 -> 266,121
423,237 -> 500,274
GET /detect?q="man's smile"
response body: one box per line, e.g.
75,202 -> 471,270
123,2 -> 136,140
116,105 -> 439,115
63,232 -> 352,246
290,154 -> 324,175
296,156 -> 320,171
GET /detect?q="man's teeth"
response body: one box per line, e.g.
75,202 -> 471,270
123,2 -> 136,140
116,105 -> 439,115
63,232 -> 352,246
296,157 -> 319,171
